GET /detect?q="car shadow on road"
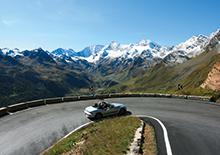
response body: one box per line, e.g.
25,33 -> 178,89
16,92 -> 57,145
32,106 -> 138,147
89,111 -> 132,122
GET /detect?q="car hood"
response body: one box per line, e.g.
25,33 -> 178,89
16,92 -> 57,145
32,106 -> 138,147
111,103 -> 125,107
85,106 -> 98,113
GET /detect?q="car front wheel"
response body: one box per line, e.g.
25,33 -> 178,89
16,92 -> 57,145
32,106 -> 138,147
95,113 -> 103,119
118,108 -> 126,116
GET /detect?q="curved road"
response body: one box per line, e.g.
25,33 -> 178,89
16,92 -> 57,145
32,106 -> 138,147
0,97 -> 220,155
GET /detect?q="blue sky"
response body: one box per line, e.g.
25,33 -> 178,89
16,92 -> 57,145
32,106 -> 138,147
0,0 -> 219,51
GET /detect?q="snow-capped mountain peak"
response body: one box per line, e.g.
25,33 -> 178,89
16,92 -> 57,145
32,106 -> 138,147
52,48 -> 76,58
1,48 -> 10,55
34,48 -> 41,51
172,34 -> 209,57
1,28 -> 219,66
210,28 -> 220,39
137,39 -> 155,46
206,29 -> 220,51
107,41 -> 120,50
0,48 -> 23,57
77,45 -> 104,57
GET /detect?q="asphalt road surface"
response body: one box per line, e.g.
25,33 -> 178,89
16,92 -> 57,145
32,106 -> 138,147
0,97 -> 220,155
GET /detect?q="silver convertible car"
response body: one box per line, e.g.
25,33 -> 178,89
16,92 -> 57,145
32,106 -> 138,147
84,101 -> 127,119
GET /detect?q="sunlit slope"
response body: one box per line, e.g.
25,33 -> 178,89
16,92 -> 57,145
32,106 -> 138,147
106,50 -> 220,96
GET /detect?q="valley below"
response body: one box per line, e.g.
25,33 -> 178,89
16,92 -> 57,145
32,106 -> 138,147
0,29 -> 220,107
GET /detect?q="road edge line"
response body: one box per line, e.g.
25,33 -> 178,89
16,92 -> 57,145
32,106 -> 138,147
40,121 -> 93,155
63,121 -> 93,138
136,115 -> 173,155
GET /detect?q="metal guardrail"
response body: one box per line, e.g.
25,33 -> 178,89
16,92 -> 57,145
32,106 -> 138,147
0,107 -> 8,117
0,93 -> 212,118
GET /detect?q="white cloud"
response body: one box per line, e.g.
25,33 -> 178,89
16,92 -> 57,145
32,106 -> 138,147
1,19 -> 18,26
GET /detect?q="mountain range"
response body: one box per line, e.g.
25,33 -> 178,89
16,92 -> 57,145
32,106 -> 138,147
2,29 -> 217,63
0,29 -> 220,106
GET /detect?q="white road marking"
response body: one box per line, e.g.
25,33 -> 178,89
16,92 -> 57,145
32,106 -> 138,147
41,115 -> 172,155
40,121 -> 93,154
63,121 -> 93,138
136,115 -> 173,155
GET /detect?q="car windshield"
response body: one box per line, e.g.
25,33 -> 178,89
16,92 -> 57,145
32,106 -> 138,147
93,101 -> 110,109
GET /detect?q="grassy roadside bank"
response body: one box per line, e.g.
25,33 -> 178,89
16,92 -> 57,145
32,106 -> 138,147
142,124 -> 158,155
42,116 -> 142,155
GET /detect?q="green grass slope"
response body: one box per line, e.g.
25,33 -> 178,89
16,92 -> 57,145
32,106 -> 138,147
42,116 -> 140,155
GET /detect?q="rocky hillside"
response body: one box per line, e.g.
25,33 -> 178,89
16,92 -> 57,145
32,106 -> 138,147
201,61 -> 220,91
